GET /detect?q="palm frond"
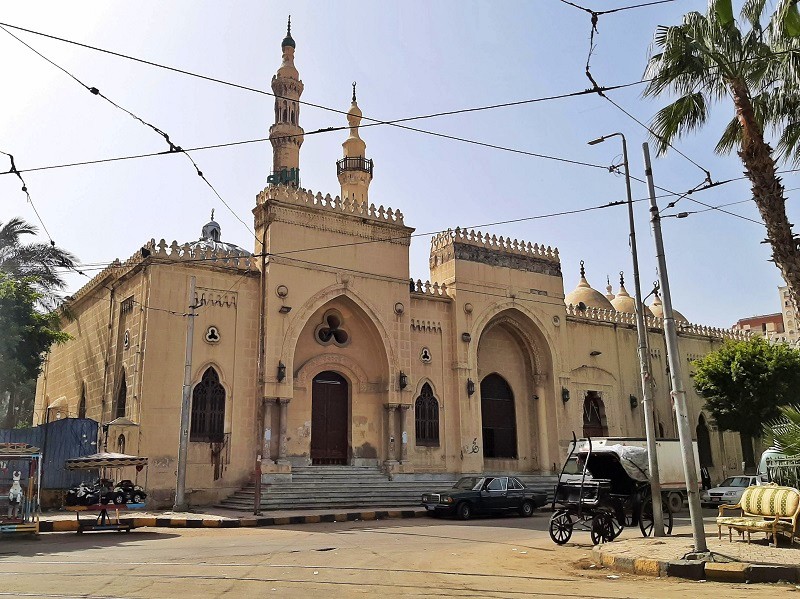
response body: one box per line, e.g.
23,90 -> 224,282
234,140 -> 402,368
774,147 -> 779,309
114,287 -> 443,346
715,115 -> 743,154
650,92 -> 709,155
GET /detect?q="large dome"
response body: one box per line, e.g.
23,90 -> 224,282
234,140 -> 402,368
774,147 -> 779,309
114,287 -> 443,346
649,293 -> 688,323
564,262 -> 615,311
611,275 -> 653,317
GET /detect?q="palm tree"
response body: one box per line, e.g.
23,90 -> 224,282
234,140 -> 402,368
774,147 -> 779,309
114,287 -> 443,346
767,403 -> 800,457
0,217 -> 77,309
644,0 -> 800,311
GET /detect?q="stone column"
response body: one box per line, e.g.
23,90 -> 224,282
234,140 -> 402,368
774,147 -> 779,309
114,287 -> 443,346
399,404 -> 410,463
262,398 -> 274,463
277,398 -> 290,464
385,404 -> 398,465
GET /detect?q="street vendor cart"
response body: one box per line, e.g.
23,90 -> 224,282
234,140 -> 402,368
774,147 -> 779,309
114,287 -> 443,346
64,451 -> 148,533
0,443 -> 42,536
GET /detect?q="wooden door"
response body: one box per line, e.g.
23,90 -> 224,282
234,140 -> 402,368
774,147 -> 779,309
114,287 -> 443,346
311,371 -> 348,464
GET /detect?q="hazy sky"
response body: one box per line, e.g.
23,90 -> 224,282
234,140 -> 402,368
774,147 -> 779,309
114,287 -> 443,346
1,1 -> 794,328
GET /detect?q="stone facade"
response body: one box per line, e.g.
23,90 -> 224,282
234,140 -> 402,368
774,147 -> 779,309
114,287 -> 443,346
34,25 -> 753,507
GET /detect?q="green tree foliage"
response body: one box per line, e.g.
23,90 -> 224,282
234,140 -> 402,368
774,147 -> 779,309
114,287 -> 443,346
765,403 -> 800,456
0,274 -> 69,427
644,0 -> 800,314
692,336 -> 800,439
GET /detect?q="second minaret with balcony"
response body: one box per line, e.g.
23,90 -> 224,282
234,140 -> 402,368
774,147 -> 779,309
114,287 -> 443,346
337,84 -> 373,207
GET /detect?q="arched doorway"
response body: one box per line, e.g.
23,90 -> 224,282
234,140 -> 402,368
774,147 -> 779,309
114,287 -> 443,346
582,391 -> 608,438
696,414 -> 713,467
311,371 -> 348,465
480,373 -> 517,459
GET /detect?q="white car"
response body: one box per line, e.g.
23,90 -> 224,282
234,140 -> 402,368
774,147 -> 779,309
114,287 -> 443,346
700,475 -> 758,507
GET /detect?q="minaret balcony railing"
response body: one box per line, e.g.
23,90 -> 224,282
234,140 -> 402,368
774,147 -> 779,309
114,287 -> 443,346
336,156 -> 374,176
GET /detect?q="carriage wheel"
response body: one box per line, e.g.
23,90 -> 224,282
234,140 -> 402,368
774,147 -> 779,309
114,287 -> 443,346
549,510 -> 574,545
590,513 -> 616,545
639,497 -> 674,537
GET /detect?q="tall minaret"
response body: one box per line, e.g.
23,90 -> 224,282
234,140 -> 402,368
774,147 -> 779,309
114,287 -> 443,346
268,16 -> 304,186
336,83 -> 373,207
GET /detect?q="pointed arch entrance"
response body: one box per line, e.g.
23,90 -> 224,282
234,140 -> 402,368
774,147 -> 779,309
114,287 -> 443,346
480,373 -> 518,459
311,371 -> 349,465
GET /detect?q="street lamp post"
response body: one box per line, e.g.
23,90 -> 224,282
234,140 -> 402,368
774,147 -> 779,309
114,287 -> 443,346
588,133 -> 664,536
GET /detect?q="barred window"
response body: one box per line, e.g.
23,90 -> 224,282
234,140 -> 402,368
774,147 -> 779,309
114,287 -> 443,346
120,295 -> 134,314
191,367 -> 226,442
415,383 -> 439,447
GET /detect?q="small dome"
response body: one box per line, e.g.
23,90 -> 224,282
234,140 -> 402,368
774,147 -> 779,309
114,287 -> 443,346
649,293 -> 688,323
564,261 -> 615,311
188,212 -> 251,257
611,273 -> 653,317
282,16 -> 295,48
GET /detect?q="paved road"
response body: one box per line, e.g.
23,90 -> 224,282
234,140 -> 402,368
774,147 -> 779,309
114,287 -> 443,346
0,509 -> 789,598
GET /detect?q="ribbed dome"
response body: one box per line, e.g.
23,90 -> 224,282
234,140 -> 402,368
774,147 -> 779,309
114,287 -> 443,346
649,293 -> 688,323
611,285 -> 654,317
187,212 -> 251,257
611,273 -> 653,316
564,262 -> 615,311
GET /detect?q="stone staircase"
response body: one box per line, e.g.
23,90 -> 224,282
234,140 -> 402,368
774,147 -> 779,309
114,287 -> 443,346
218,465 -> 558,512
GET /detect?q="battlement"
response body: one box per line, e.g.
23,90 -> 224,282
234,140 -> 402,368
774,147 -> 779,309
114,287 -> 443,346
145,239 -> 258,271
409,278 -> 450,299
565,303 -> 751,341
257,186 -> 405,226
430,227 -> 561,277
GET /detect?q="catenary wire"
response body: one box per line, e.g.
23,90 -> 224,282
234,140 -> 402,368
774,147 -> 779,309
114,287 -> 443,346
0,149 -> 55,244
0,24 -> 258,244
558,0 -> 679,16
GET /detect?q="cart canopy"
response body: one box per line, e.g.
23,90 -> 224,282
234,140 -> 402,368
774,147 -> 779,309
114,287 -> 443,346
580,444 -> 650,482
64,452 -> 148,470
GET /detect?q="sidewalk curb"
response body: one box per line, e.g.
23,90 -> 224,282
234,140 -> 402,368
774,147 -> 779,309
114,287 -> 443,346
592,545 -> 800,584
39,509 -> 426,533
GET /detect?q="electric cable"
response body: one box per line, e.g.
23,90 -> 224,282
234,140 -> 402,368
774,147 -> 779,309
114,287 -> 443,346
0,150 -> 55,245
0,24 -> 258,244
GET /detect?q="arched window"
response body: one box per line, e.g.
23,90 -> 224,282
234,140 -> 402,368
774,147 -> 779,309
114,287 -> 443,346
658,422 -> 665,439
115,370 -> 127,419
582,391 -> 607,437
415,383 -> 439,446
117,434 -> 126,454
480,374 -> 517,459
191,367 -> 226,442
282,100 -> 288,122
696,414 -> 713,466
291,108 -> 296,125
78,383 -> 87,419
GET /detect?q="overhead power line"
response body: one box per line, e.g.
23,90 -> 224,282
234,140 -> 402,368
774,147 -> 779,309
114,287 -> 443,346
0,23 -> 258,244
0,149 -> 55,244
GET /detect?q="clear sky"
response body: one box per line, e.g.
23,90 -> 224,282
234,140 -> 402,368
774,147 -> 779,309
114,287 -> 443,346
1,1 -> 794,328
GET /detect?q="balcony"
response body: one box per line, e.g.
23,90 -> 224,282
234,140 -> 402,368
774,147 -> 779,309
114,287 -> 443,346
336,156 -> 374,176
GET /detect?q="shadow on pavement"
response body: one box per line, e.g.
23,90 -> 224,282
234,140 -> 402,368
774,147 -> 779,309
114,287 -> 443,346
0,530 -> 180,558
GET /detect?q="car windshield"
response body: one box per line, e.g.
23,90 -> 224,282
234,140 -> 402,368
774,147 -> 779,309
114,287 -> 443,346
719,477 -> 752,488
453,477 -> 484,490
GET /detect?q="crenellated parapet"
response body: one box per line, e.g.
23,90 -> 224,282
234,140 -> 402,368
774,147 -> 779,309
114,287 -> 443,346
144,239 -> 258,271
565,303 -> 752,341
256,186 -> 405,226
430,227 -> 561,277
409,278 -> 450,299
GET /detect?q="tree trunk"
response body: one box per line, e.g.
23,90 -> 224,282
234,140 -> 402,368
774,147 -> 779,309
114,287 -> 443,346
730,79 -> 800,315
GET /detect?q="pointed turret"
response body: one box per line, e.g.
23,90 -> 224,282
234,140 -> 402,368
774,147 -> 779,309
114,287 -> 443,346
336,82 -> 374,207
268,16 -> 304,187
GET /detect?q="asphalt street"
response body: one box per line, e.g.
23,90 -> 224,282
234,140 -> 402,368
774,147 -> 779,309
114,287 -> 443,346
0,508 -> 791,598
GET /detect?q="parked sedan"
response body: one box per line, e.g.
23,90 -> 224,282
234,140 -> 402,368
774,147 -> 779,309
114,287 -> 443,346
421,476 -> 547,520
700,475 -> 758,507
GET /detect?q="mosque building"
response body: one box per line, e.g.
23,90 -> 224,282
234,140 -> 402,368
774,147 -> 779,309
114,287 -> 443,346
34,22 -> 751,507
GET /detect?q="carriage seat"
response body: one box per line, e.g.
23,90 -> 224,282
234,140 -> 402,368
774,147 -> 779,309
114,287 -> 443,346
716,484 -> 800,546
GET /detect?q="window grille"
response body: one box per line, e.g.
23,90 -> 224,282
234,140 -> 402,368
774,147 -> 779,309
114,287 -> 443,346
415,383 -> 439,446
191,367 -> 226,442
120,295 -> 134,314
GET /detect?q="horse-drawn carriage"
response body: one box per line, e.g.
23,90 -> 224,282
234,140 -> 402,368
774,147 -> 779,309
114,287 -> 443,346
549,434 -> 673,544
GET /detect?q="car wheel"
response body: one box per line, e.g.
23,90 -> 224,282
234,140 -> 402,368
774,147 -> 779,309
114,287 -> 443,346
518,501 -> 534,517
666,492 -> 683,514
132,493 -> 143,503
456,502 -> 472,521
112,493 -> 125,505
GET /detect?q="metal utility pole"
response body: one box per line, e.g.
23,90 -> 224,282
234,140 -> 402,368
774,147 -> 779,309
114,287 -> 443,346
589,133 -> 664,536
174,275 -> 197,512
642,143 -> 707,553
